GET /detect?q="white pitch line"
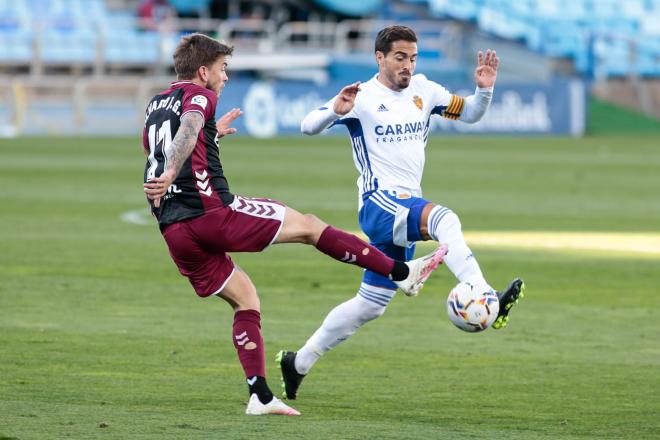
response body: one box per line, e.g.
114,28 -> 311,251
120,208 -> 152,226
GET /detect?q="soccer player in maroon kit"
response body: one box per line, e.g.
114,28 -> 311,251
142,33 -> 447,416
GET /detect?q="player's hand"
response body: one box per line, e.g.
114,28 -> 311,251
144,168 -> 176,208
333,82 -> 360,115
217,108 -> 243,137
474,49 -> 499,88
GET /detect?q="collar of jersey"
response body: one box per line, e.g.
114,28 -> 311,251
372,74 -> 406,96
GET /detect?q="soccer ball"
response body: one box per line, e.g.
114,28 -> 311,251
446,282 -> 499,332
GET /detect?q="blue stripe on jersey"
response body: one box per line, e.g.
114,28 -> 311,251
335,117 -> 377,193
372,191 -> 398,212
350,136 -> 366,174
431,105 -> 447,115
424,115 -> 431,143
425,105 -> 447,143
369,193 -> 397,214
353,136 -> 371,193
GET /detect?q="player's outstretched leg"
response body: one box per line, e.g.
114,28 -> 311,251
395,244 -> 448,296
276,350 -> 305,400
245,393 -> 301,416
492,278 -> 525,329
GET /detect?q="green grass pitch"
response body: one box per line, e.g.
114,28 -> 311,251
1,135 -> 659,439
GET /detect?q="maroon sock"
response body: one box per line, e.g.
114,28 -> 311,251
232,309 -> 265,378
315,225 -> 395,277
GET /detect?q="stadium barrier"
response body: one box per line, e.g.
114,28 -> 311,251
0,77 -> 585,137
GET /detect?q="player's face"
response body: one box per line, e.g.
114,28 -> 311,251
377,41 -> 417,91
204,56 -> 229,95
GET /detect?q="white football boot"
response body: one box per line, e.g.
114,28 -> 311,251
245,394 -> 301,416
395,244 -> 448,297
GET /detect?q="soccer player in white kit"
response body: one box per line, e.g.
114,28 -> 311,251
278,26 -> 525,401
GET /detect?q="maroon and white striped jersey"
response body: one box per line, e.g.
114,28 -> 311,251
142,81 -> 233,226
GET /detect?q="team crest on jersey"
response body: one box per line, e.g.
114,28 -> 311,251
191,95 -> 208,109
413,95 -> 423,110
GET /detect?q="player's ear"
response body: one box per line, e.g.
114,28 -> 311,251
198,65 -> 208,82
375,51 -> 384,67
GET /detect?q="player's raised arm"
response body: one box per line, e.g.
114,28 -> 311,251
458,49 -> 499,124
217,107 -> 243,137
333,81 -> 360,115
475,49 -> 499,88
143,111 -> 204,207
301,81 -> 360,135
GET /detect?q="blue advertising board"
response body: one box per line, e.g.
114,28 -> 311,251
217,79 -> 585,137
0,77 -> 585,136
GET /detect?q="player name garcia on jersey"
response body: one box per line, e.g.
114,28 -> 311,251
144,95 -> 183,124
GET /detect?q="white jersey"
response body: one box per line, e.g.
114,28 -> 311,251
324,74 -> 466,205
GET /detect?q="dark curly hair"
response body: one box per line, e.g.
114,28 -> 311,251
374,25 -> 417,55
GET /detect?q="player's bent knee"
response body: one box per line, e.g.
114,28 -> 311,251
361,304 -> 386,322
356,295 -> 388,322
217,290 -> 260,311
444,211 -> 462,231
217,269 -> 261,311
430,209 -> 463,244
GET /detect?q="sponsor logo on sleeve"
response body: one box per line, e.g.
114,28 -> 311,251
191,95 -> 208,109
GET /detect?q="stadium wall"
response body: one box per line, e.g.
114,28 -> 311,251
0,78 -> 585,137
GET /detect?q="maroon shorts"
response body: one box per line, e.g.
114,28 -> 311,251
161,195 -> 286,297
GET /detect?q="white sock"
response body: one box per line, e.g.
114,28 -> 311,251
427,206 -> 491,291
295,284 -> 393,375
